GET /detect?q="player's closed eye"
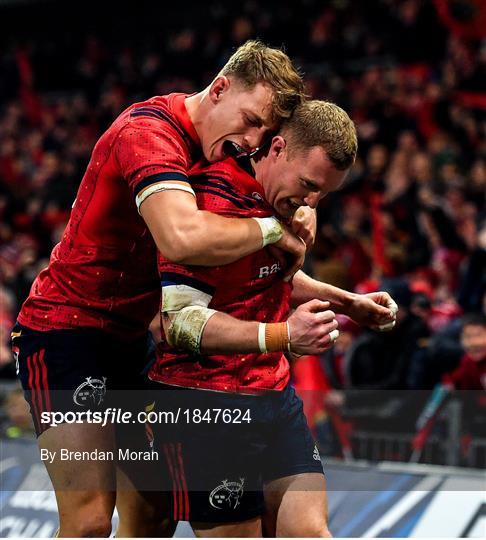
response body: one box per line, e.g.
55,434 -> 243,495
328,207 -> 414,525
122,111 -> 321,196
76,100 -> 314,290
244,114 -> 262,128
300,179 -> 319,192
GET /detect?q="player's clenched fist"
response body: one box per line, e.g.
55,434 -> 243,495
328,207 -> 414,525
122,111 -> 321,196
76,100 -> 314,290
271,224 -> 307,281
287,299 -> 339,355
291,207 -> 317,249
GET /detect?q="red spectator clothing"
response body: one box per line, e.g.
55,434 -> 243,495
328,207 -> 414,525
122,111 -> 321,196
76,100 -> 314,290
292,355 -> 331,434
150,158 -> 292,393
18,93 -> 200,340
443,354 -> 486,391
293,355 -> 332,391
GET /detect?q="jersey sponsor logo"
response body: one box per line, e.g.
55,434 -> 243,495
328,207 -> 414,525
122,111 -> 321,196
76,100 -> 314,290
209,478 -> 245,510
313,444 -> 321,461
258,263 -> 281,279
73,377 -> 107,407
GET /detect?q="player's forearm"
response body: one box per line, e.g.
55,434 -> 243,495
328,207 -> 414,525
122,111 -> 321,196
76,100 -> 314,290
141,190 -> 267,266
174,210 -> 265,265
163,299 -> 338,357
163,309 -> 288,355
200,313 -> 260,354
291,270 -> 356,314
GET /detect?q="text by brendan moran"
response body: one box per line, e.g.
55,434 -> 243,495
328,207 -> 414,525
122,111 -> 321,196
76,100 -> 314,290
40,448 -> 159,464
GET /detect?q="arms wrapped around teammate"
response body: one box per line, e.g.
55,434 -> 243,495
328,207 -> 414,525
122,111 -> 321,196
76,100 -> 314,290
140,190 -> 307,276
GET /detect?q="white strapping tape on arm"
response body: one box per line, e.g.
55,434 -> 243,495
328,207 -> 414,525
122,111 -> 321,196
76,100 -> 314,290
136,182 -> 195,213
258,323 -> 267,353
161,283 -> 216,353
253,216 -> 284,247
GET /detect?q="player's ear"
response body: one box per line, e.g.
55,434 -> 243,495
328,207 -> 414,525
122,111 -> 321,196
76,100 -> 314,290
270,135 -> 287,159
209,76 -> 230,103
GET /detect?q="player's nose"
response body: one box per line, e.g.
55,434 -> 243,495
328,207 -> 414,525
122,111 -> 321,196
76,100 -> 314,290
243,131 -> 262,152
304,192 -> 321,209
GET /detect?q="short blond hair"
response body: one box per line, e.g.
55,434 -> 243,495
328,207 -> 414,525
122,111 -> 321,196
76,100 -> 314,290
282,100 -> 358,170
219,40 -> 305,124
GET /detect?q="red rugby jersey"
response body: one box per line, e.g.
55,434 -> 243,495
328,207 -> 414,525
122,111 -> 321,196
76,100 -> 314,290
18,93 -> 200,340
150,157 -> 292,393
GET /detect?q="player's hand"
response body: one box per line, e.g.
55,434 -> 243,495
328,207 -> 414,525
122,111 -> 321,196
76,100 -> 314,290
291,207 -> 317,249
287,300 -> 339,355
346,291 -> 398,331
272,226 -> 306,281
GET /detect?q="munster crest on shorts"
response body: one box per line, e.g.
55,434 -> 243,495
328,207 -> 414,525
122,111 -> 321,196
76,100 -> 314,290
73,376 -> 107,407
209,478 -> 245,510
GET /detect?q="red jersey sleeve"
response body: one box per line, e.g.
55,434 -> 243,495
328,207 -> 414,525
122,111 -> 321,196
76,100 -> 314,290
113,116 -> 195,210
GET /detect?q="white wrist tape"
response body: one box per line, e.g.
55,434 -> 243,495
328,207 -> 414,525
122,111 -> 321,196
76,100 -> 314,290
166,305 -> 217,353
253,216 -> 284,247
258,323 -> 267,353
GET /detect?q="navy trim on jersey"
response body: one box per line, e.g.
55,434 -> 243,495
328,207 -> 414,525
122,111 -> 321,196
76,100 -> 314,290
190,174 -> 260,209
134,172 -> 189,198
161,272 -> 215,297
192,187 -> 249,210
205,177 -> 259,208
131,106 -> 193,149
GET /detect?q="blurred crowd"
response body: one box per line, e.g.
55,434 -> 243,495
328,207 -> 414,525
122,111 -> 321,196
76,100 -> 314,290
0,0 -> 485,417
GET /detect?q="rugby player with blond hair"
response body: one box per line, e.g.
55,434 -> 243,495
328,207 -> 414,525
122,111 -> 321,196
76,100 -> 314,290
152,101 -> 397,537
13,41 -> 317,537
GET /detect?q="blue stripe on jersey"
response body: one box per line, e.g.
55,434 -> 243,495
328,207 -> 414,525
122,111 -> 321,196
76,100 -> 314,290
134,172 -> 188,198
193,187 -> 248,209
131,111 -> 163,121
204,177 -> 258,207
161,272 -> 215,296
131,106 -> 190,146
190,174 -> 259,209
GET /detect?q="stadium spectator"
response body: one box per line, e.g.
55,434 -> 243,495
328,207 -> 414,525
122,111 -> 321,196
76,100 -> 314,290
443,313 -> 486,390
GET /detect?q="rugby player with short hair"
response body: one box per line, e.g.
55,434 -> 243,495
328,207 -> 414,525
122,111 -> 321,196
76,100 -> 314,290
152,101 -> 398,537
11,41 -> 314,537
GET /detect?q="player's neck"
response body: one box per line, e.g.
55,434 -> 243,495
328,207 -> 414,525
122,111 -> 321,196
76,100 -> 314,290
251,155 -> 267,188
184,92 -> 206,136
